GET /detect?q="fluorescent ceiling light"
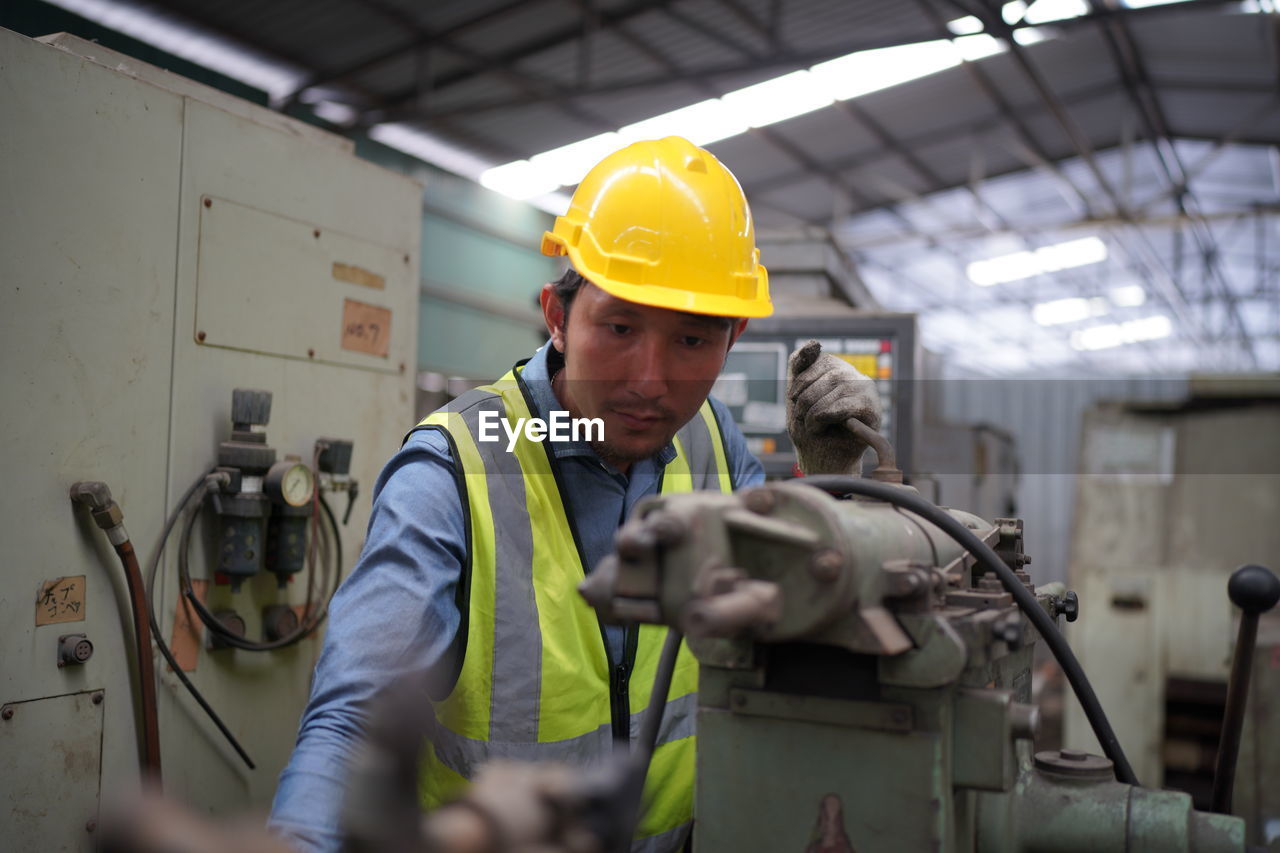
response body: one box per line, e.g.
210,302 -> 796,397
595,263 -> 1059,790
1109,284 -> 1147,307
311,101 -> 358,126
947,15 -> 985,35
1024,0 -> 1089,24
1003,1 -> 1030,22
721,70 -> 835,128
946,0 -> 1087,38
811,36 -> 1002,101
1012,27 -> 1051,46
479,159 -> 562,200
1032,296 -> 1109,325
1122,0 -> 1196,7
483,33 -> 1008,202
619,99 -> 748,147
530,133 -> 626,188
967,236 -> 1108,286
1070,314 -> 1172,350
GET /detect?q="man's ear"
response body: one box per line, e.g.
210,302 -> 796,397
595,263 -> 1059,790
540,282 -> 567,353
726,318 -> 750,351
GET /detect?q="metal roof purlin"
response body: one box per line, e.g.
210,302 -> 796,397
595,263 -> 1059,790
277,0 -> 551,111
947,0 -> 1221,360
371,0 -> 680,119
1087,0 -> 1257,364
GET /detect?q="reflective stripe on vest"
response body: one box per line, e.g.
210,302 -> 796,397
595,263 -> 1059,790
410,364 -> 731,850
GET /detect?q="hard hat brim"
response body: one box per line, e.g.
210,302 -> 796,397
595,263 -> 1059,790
543,230 -> 773,319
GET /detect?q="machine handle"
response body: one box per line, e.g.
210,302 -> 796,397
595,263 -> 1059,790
1211,564 -> 1280,814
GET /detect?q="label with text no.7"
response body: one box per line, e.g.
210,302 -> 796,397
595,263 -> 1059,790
341,299 -> 392,358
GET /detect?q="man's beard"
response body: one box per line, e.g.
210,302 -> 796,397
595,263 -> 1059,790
589,430 -> 677,468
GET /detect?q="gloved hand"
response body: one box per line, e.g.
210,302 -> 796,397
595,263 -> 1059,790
786,340 -> 882,476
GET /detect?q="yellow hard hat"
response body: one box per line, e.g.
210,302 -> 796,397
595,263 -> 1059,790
540,136 -> 772,318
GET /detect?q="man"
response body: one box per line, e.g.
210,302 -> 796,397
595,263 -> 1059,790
269,137 -> 879,852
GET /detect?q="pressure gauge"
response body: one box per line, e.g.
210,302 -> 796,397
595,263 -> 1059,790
265,460 -> 315,507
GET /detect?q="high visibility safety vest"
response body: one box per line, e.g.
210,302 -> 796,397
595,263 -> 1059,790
408,362 -> 733,852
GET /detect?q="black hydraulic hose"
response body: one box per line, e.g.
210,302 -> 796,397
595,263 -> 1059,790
320,492 -> 345,596
799,475 -> 1140,787
615,628 -> 684,852
144,472 -> 256,769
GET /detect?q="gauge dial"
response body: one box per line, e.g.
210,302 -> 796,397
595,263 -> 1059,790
265,460 -> 315,507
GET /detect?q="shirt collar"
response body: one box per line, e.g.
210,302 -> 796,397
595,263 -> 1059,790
520,344 -> 678,466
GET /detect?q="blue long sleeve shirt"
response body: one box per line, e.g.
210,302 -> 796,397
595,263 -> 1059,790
269,344 -> 764,852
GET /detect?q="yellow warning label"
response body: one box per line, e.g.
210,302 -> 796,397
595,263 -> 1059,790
835,353 -> 878,377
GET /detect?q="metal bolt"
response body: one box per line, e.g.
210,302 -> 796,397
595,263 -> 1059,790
403,254 -> 410,264
886,571 -> 922,597
92,692 -> 104,705
313,229 -> 321,239
196,330 -> 206,343
399,362 -> 406,373
810,549 -> 843,582
203,198 -> 211,208
307,348 -> 315,358
742,489 -> 776,515
1,707 -> 13,720
978,572 -> 1003,592
85,819 -> 96,833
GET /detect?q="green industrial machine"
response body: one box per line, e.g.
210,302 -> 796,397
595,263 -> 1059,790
579,474 -> 1270,852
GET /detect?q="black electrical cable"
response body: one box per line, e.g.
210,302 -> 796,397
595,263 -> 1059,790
798,474 -> 1140,787
614,629 -> 684,853
144,471 -> 256,769
177,486 -> 342,651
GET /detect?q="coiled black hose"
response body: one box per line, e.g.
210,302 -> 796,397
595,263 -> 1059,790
175,483 -> 342,652
145,469 -> 345,768
144,471 -> 255,769
799,474 -> 1139,787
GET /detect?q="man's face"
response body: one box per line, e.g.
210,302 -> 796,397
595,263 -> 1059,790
541,281 -> 747,472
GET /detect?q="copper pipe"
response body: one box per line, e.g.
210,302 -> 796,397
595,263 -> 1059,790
115,539 -> 163,782
71,481 -> 162,781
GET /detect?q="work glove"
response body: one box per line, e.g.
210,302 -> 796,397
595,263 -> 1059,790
786,340 -> 882,476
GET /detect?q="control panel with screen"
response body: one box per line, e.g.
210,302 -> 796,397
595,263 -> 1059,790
715,315 -> 918,479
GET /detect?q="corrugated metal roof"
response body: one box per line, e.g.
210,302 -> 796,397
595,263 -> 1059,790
48,0 -> 1280,376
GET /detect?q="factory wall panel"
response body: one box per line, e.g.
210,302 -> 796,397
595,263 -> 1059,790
934,375 -> 1187,587
4,1 -> 557,388
1,30 -> 421,838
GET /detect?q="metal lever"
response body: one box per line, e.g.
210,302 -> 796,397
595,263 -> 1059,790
1211,563 -> 1280,814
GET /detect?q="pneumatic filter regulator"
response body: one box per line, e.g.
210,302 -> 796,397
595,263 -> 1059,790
212,389 -> 277,592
